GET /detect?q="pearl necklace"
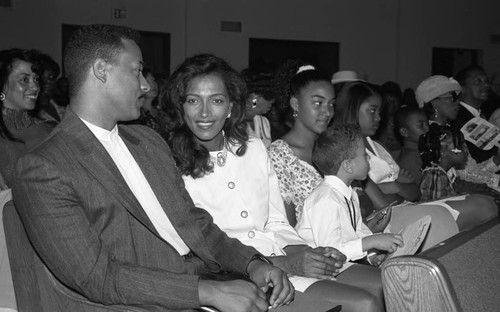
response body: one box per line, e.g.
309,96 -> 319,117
210,132 -> 228,167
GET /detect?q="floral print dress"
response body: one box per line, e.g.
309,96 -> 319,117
268,139 -> 323,223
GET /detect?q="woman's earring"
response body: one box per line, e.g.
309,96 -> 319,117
227,112 -> 231,119
0,93 -> 5,101
293,110 -> 298,118
434,107 -> 439,119
251,98 -> 258,109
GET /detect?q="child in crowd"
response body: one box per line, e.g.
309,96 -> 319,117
419,126 -> 500,207
419,126 -> 469,201
395,106 -> 430,182
296,126 -> 404,266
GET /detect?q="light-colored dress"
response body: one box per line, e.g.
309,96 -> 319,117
365,137 -> 399,183
182,138 -> 318,291
365,137 -> 462,220
247,115 -> 272,148
268,139 -> 323,222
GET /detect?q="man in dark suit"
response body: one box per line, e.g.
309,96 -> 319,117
452,65 -> 500,166
12,24 -> 296,312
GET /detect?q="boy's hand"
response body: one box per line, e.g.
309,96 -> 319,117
364,233 -> 404,253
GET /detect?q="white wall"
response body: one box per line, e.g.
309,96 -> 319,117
1,0 -> 498,90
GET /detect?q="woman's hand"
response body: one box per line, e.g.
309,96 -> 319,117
364,204 -> 393,233
275,245 -> 346,279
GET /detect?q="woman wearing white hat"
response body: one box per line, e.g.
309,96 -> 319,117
416,75 -> 500,194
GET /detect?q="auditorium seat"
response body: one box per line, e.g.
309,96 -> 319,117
381,218 -> 500,312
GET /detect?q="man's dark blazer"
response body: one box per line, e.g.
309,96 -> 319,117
451,104 -> 497,163
12,109 -> 258,310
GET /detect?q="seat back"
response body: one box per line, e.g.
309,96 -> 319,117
3,201 -> 147,312
382,256 -> 462,312
382,218 -> 500,312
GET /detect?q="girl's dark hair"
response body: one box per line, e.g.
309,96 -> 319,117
332,81 -> 381,128
274,59 -> 331,114
162,54 -> 248,178
394,106 -> 426,144
419,124 -> 465,168
0,48 -> 42,141
240,67 -> 274,101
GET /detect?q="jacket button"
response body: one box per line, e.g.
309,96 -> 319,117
248,231 -> 255,238
228,181 -> 235,189
241,211 -> 248,218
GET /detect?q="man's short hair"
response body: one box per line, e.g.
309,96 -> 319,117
454,65 -> 486,86
64,24 -> 141,97
313,126 -> 362,175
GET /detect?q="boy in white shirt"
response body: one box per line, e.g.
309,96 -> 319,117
297,126 -> 403,266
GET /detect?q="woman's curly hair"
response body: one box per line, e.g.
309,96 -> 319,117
162,54 -> 248,178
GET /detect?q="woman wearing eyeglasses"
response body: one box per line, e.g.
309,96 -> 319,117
416,74 -> 500,196
415,75 -> 461,130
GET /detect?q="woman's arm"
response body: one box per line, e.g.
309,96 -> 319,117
363,178 -> 404,210
377,181 -> 421,202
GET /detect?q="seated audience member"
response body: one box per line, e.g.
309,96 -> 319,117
0,48 -> 55,187
165,53 -> 384,312
267,103 -> 291,142
13,24 -> 295,312
374,81 -> 403,157
127,66 -> 171,140
330,70 -> 363,95
333,81 -> 496,232
269,61 -> 456,253
402,88 -> 419,108
297,126 -> 403,268
395,106 -> 429,182
34,51 -> 66,122
416,75 -> 500,192
241,67 -> 274,147
419,126 -> 498,228
452,65 -> 497,163
419,126 -> 468,201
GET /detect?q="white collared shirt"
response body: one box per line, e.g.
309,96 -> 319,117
297,175 -> 373,261
81,119 -> 190,255
460,101 -> 481,118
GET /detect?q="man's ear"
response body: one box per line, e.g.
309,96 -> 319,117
290,97 -> 299,112
343,159 -> 353,174
92,58 -> 109,83
399,127 -> 409,138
